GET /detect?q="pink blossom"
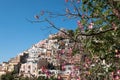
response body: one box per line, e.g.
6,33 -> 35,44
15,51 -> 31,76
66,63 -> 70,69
82,14 -> 85,18
117,70 -> 120,74
70,72 -> 75,77
57,75 -> 62,80
88,22 -> 94,29
115,54 -> 120,58
68,48 -> 72,54
111,72 -> 114,76
41,66 -> 46,73
115,75 -> 120,79
62,65 -> 65,71
45,70 -> 50,76
61,49 -> 65,54
34,15 -> 39,19
65,0 -> 68,2
73,66 -> 76,70
77,20 -> 83,30
77,0 -> 80,3
66,8 -> 70,13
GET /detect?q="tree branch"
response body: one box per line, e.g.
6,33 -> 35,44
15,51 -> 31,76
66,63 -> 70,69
77,27 -> 118,37
45,19 -> 77,42
26,18 -> 46,23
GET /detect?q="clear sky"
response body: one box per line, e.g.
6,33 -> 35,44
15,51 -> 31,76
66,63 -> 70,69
0,0 -> 77,63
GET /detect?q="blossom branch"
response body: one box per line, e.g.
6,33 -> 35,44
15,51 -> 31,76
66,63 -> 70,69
77,27 -> 119,37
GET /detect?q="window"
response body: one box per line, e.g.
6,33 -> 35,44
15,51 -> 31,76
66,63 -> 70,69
28,71 -> 30,73
39,71 -> 41,74
28,65 -> 31,69
68,67 -> 71,70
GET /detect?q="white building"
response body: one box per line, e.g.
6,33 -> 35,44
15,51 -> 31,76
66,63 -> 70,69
19,62 -> 37,77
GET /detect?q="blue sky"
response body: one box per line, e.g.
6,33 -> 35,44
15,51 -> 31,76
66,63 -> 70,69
0,0 -> 77,63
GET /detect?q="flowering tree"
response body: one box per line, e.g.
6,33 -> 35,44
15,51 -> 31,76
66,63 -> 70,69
31,0 -> 120,79
75,0 -> 120,80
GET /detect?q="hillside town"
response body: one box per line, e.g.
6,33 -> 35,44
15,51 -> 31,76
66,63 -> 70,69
0,29 -> 82,80
1,0 -> 120,80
